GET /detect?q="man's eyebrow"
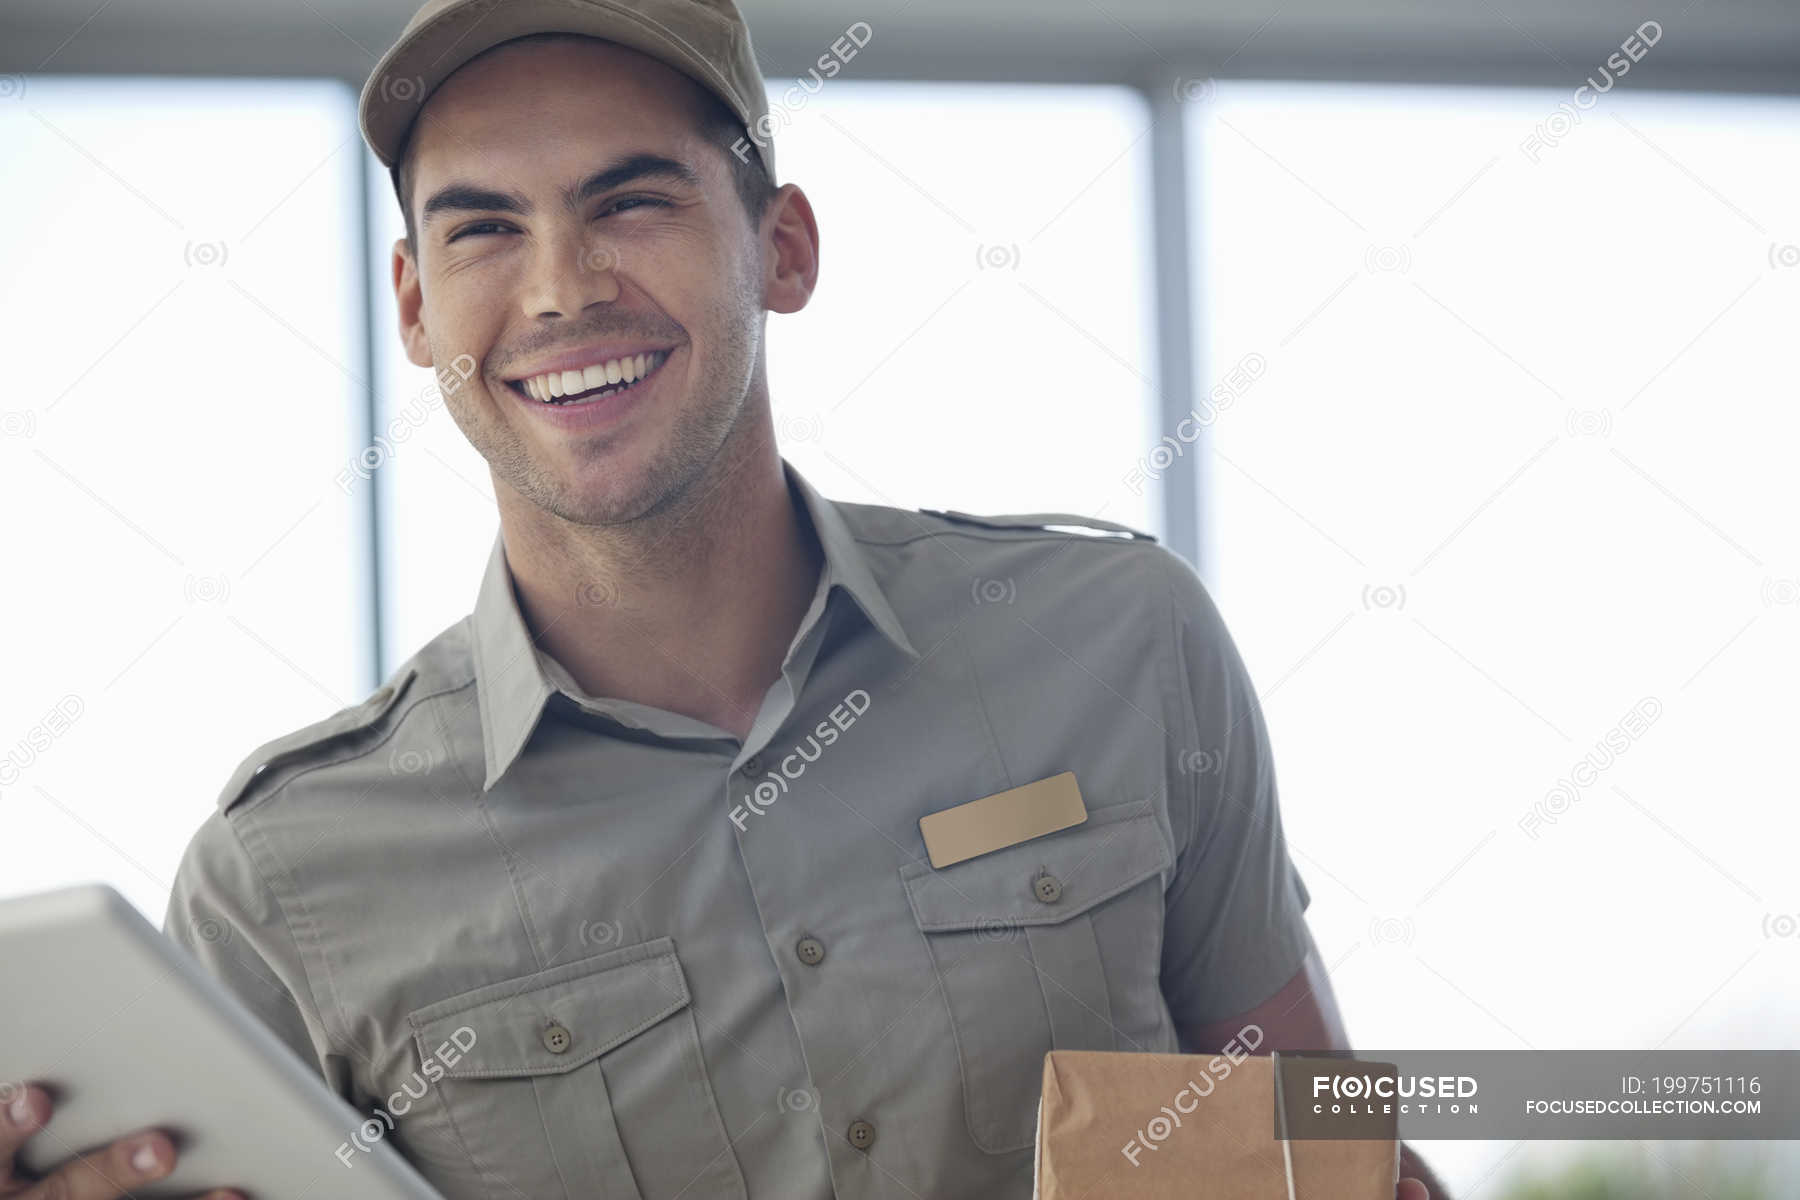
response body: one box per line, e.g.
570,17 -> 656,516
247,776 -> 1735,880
420,184 -> 527,228
419,154 -> 703,232
563,154 -> 704,208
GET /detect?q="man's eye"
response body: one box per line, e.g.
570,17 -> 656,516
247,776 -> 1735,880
600,196 -> 670,218
448,221 -> 514,242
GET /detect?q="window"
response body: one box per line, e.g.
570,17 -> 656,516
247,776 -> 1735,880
0,78 -> 366,914
764,82 -> 1158,527
1191,79 -> 1800,1186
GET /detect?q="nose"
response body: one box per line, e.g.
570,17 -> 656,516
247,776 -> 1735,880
520,229 -> 621,319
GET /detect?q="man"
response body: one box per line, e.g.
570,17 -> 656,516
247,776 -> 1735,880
2,1 -> 1445,1197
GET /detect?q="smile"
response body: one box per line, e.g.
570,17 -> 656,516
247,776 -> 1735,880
508,349 -> 672,406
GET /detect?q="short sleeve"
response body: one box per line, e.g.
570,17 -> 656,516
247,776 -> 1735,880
162,809 -> 351,1099
1155,548 -> 1313,1036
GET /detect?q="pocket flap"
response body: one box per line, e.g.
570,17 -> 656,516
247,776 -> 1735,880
900,800 -> 1171,932
407,936 -> 690,1078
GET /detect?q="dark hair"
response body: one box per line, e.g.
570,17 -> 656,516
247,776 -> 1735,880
389,53 -> 776,253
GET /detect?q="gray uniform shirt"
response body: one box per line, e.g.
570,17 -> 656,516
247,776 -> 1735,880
163,458 -> 1311,1200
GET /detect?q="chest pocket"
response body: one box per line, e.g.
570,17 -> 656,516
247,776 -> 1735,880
406,936 -> 746,1200
901,799 -> 1174,1154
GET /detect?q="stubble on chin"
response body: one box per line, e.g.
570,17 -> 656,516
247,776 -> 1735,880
454,343 -> 751,530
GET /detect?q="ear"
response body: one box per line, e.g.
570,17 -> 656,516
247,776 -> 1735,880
761,184 -> 819,316
392,237 -> 433,368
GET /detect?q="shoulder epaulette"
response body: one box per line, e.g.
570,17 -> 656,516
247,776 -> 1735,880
217,664 -> 420,814
917,508 -> 1157,542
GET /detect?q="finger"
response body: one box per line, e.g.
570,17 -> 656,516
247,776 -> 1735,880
25,1129 -> 174,1199
0,1082 -> 49,1175
1397,1177 -> 1430,1200
188,1192 -> 247,1200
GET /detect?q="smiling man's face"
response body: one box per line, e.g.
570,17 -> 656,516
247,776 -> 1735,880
393,34 -> 793,527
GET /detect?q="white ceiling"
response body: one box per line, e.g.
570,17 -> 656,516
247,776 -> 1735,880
3,0 -> 1796,91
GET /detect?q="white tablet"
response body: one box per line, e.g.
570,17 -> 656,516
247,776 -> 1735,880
0,883 -> 443,1199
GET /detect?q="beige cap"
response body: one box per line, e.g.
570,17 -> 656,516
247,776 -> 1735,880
358,0 -> 775,179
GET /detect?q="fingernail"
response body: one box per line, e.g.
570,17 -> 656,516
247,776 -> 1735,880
131,1139 -> 160,1172
6,1090 -> 32,1127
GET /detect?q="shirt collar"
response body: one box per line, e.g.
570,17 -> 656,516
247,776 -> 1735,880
470,457 -> 919,791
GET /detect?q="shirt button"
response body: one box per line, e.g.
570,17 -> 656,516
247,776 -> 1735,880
743,755 -> 763,775
796,935 -> 826,966
847,1118 -> 876,1151
541,1023 -> 572,1054
1033,874 -> 1064,904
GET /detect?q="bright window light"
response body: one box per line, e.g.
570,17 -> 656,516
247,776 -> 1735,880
1190,79 -> 1800,1188
0,78 -> 367,915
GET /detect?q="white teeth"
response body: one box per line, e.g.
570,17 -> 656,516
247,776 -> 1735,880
519,349 -> 668,402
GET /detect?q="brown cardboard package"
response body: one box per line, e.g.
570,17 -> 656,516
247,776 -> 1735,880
1033,1050 -> 1400,1199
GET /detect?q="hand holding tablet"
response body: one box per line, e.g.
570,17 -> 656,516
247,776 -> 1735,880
0,1083 -> 242,1200
0,884 -> 444,1200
